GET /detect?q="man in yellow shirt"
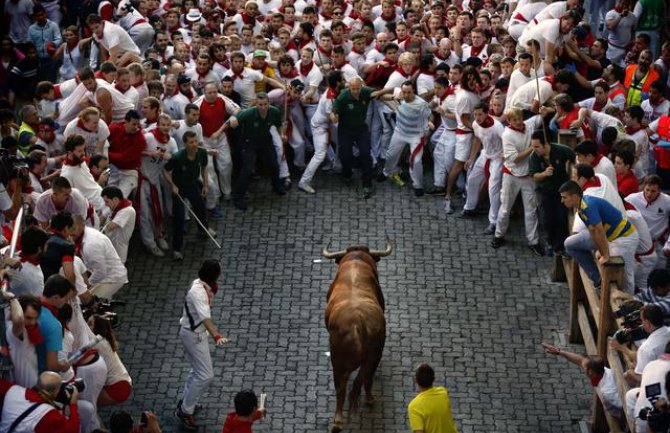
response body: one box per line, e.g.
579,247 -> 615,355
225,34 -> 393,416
408,363 -> 459,433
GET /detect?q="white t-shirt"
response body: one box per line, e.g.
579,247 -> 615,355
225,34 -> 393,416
163,93 -> 190,120
60,162 -> 105,212
95,21 -> 141,56
141,133 -> 178,185
454,89 -> 480,131
508,79 -> 554,111
34,188 -> 89,224
105,205 -> 135,264
172,120 -> 204,150
222,67 -> 264,108
519,19 -> 565,55
9,259 -> 44,297
636,326 -> 670,374
81,226 -> 128,286
179,279 -> 213,332
64,118 -> 110,157
6,326 -> 38,388
97,338 -> 132,385
473,118 -> 505,159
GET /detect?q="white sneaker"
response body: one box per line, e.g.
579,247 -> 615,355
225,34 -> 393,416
444,198 -> 454,215
157,238 -> 169,251
148,245 -> 165,257
298,182 -> 316,194
173,251 -> 184,261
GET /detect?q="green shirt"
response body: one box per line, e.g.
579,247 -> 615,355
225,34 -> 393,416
235,105 -> 282,142
528,144 -> 576,192
164,147 -> 208,187
332,86 -> 374,130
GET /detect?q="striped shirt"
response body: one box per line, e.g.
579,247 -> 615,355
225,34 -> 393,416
394,97 -> 432,137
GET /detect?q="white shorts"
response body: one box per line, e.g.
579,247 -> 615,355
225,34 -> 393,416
455,133 -> 473,163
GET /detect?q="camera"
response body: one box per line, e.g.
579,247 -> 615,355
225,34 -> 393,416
56,378 -> 85,405
615,300 -> 644,318
0,149 -> 28,186
81,296 -> 126,329
613,302 -> 649,344
639,383 -> 670,433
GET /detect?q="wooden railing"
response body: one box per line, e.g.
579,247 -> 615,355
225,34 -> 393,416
563,255 -> 634,433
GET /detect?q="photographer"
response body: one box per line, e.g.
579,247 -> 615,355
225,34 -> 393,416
626,342 -> 670,433
637,270 -> 670,325
0,371 -> 93,433
542,343 -> 623,420
610,305 -> 670,387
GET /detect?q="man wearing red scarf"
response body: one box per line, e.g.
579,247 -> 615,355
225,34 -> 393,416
101,186 -> 136,264
59,135 -> 106,219
107,110 -> 146,199
373,0 -> 398,33
10,227 -> 49,298
138,114 -> 177,258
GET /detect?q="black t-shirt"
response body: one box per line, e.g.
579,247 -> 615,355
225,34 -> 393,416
40,234 -> 75,281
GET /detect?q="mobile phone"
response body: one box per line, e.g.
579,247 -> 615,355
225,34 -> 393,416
103,168 -> 111,175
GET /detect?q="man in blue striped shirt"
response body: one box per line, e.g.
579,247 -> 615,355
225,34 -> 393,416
636,269 -> 670,324
27,5 -> 61,82
383,81 -> 433,196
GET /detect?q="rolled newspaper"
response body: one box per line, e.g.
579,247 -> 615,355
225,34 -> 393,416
259,393 -> 267,410
67,335 -> 104,364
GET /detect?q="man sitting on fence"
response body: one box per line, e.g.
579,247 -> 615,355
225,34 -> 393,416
560,180 -> 639,293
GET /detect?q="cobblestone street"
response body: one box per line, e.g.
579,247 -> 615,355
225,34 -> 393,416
109,173 -> 593,433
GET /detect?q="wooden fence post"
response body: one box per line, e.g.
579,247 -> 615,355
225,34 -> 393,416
565,257 -> 586,344
597,257 -> 624,361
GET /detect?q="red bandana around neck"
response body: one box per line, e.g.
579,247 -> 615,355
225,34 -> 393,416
151,129 -> 170,144
626,124 -> 642,135
326,87 -> 340,99
111,199 -> 133,220
26,325 -> 44,345
280,68 -> 299,79
592,98 -> 607,112
381,10 -> 396,21
469,43 -> 485,58
317,45 -> 332,57
76,119 -> 96,133
507,124 -> 526,133
300,61 -> 314,76
589,373 -> 604,387
19,252 -> 40,266
396,65 -> 411,78
479,115 -> 494,128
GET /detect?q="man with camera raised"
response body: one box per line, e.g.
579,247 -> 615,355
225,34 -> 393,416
0,370 -> 93,433
610,305 -> 670,388
626,342 -> 670,433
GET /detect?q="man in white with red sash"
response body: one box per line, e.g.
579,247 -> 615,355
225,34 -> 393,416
101,186 -> 136,264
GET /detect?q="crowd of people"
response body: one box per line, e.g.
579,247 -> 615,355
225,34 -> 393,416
1,0 -> 670,430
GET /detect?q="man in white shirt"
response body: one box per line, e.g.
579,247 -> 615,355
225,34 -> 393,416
101,186 -> 136,264
59,135 -> 106,218
575,139 -> 618,187
626,344 -> 670,433
505,53 -> 535,109
172,104 -> 204,150
519,14 -> 578,63
86,14 -> 142,66
605,0 -> 638,65
72,215 -> 127,300
10,227 -> 49,297
163,75 -> 190,120
175,260 -> 230,430
223,51 -> 285,108
626,175 -> 670,269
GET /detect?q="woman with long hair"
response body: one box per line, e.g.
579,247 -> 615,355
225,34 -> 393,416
88,314 -> 133,407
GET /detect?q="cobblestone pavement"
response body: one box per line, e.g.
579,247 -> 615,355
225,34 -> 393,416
107,172 -> 593,433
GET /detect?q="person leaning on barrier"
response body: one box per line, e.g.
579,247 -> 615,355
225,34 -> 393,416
541,342 -> 624,421
0,371 -> 87,433
625,342 -> 670,433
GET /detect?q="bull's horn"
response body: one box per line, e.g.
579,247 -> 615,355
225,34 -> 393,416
322,241 -> 347,259
369,236 -> 394,257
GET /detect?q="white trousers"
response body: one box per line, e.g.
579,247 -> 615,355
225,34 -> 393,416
78,400 -> 96,433
611,230 -> 640,293
607,45 -> 627,66
89,281 -> 126,300
508,22 -> 526,40
378,103 -> 395,162
270,126 -> 290,179
626,387 -> 647,433
129,25 -> 155,53
179,328 -> 214,415
204,135 -> 232,208
384,132 -> 426,189
77,356 -> 108,431
289,104 -> 307,168
494,173 -> 540,244
139,180 -> 165,248
432,129 -> 456,188
635,250 -> 658,290
300,125 -> 330,185
655,242 -> 668,269
109,167 -> 138,199
464,155 -> 503,225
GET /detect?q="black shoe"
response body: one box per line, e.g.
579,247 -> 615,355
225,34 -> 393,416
376,173 -> 387,182
233,200 -> 247,211
175,405 -> 198,431
426,186 -> 446,195
483,223 -> 496,235
458,209 -> 476,218
274,187 -> 286,196
491,237 -> 505,248
178,399 -> 203,414
414,188 -> 424,197
528,243 -> 545,257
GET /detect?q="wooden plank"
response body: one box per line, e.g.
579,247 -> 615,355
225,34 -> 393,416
566,257 -> 587,344
607,347 -> 634,433
579,266 -> 601,320
578,304 -> 597,354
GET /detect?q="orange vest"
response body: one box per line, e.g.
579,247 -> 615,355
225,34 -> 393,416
654,116 -> 670,169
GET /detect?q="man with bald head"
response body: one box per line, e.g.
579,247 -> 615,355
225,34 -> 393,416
0,371 -> 93,432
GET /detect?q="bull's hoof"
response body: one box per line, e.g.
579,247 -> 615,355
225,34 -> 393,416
331,425 -> 343,433
364,396 -> 376,406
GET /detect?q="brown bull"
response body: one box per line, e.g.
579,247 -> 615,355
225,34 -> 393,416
322,238 -> 393,433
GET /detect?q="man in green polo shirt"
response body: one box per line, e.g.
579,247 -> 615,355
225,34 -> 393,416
330,77 -> 382,199
228,92 -> 285,210
164,130 -> 217,260
529,130 -> 576,255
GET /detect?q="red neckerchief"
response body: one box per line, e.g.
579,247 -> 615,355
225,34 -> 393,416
40,300 -> 61,323
211,282 -> 219,295
334,61 -> 349,70
479,115 -> 494,128
590,373 -> 604,387
435,50 -> 450,61
63,155 -> 83,166
20,252 -> 40,266
284,18 -> 295,27
591,153 -> 604,168
317,45 -> 332,57
298,37 -> 313,50
396,36 -> 410,45
543,75 -> 557,91
349,10 -> 359,19
115,83 -> 129,94
300,61 -> 315,76
582,175 -> 602,190
231,68 -> 245,81
623,199 -> 636,211
320,11 -> 332,20
111,198 -> 133,220
76,119 -> 95,133
444,84 -> 456,97
381,10 -> 396,21
396,65 -> 411,78
151,129 -> 170,144
469,43 -> 485,58
240,12 -> 256,25
626,124 -> 643,135
351,46 -> 365,55
217,58 -> 231,69
133,80 -> 144,88
285,40 -> 298,51
25,325 -> 44,346
326,87 -> 339,99
592,98 -> 607,112
507,124 -> 526,133
280,68 -> 299,79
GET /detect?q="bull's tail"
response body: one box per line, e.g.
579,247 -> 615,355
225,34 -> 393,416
347,324 -> 365,414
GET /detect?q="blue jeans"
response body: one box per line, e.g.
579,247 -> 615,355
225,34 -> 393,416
565,231 -> 600,286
